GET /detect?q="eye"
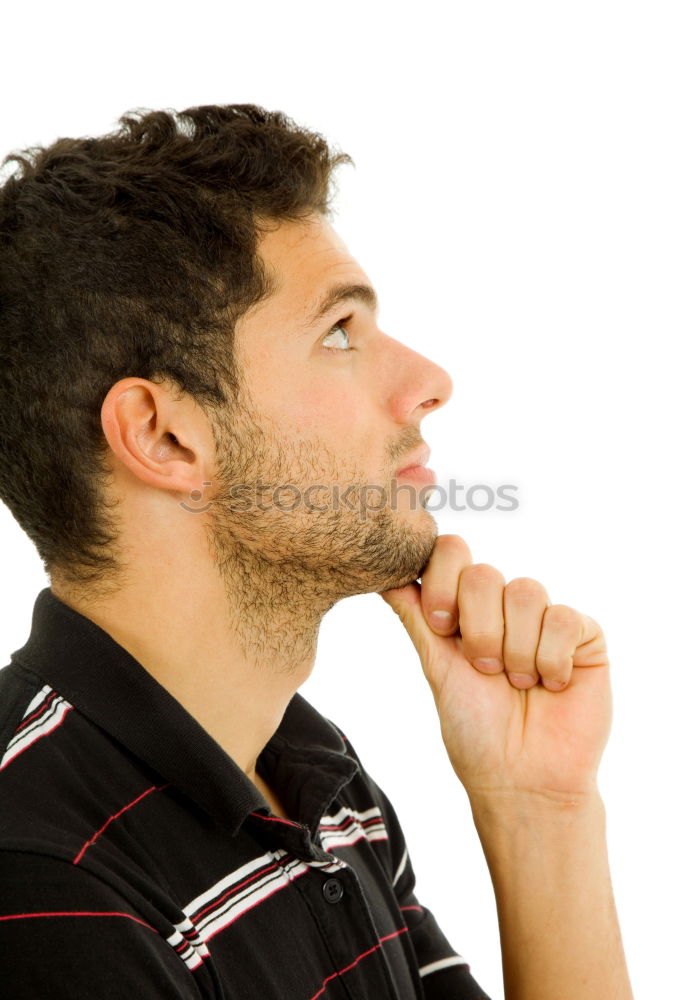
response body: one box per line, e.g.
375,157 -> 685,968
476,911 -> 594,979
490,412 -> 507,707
321,319 -> 355,353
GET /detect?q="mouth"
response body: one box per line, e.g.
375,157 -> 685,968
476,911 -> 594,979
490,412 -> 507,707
395,464 -> 437,485
394,444 -> 436,485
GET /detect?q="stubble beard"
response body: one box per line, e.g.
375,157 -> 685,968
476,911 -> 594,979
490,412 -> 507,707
202,395 -> 437,671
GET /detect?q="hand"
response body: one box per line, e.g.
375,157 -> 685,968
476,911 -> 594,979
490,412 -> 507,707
380,535 -> 612,803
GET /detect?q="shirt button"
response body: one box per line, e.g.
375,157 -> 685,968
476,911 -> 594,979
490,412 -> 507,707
322,877 -> 344,904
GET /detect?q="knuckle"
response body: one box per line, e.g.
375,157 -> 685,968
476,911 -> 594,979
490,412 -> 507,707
435,534 -> 472,560
505,576 -> 547,605
585,614 -> 605,640
544,603 -> 581,629
461,563 -> 505,590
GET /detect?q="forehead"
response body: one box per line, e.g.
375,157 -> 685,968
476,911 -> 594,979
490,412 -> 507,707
255,215 -> 371,316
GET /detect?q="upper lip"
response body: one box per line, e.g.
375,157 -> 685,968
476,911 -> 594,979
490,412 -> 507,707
396,444 -> 431,474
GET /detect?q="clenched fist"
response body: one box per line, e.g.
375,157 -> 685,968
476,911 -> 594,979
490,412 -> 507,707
380,535 -> 612,804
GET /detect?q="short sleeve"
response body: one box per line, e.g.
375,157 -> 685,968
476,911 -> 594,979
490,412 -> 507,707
336,729 -> 493,1000
0,850 -> 201,999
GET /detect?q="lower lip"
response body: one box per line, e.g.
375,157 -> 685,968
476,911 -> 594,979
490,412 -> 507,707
395,465 -> 437,485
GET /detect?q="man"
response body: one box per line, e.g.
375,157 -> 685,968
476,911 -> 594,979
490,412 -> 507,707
0,105 -> 632,998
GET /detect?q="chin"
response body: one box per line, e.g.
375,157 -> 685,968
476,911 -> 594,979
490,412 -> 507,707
395,501 -> 439,534
384,514 -> 438,588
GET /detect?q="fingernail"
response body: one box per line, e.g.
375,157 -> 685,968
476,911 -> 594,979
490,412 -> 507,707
544,679 -> 566,691
430,610 -> 456,630
508,673 -> 537,689
473,657 -> 503,674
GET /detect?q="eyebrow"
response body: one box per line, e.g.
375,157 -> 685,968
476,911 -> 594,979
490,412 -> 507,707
303,282 -> 380,328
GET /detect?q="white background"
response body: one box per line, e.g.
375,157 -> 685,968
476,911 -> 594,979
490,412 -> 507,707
1,2 -> 697,996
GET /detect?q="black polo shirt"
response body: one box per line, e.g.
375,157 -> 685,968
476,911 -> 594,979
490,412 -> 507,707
0,587 -> 491,999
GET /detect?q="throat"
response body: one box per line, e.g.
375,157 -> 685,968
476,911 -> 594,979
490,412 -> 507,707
254,771 -> 292,822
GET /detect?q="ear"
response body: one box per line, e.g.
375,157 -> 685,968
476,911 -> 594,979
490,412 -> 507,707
100,378 -> 212,497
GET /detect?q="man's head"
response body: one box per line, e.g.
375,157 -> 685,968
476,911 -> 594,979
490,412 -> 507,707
0,105 -> 451,607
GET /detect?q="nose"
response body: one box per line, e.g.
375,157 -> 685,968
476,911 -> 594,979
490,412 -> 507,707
383,337 -> 454,423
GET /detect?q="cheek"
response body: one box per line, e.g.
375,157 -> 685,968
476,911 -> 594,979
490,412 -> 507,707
295,382 -> 385,478
259,365 -> 366,439
248,354 -> 384,472
300,382 -> 363,436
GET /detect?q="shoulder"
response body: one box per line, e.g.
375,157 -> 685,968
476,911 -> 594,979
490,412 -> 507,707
0,847 -> 202,998
0,663 -> 156,865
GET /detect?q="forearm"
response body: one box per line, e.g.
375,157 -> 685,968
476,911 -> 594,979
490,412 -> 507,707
468,789 -> 633,1000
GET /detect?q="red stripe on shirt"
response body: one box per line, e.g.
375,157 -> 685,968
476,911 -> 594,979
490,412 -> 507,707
194,859 -> 284,922
318,817 -> 357,833
14,691 -> 60,734
0,910 -> 158,932
319,814 -> 385,833
306,927 -> 409,1000
0,706 -> 74,772
73,783 -> 170,865
203,866 -> 307,941
249,811 -> 300,829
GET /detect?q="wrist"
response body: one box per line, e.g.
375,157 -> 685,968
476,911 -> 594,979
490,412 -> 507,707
466,783 -> 605,829
466,785 -> 610,898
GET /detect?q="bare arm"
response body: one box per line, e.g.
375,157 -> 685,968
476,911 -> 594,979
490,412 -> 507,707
469,789 -> 632,1000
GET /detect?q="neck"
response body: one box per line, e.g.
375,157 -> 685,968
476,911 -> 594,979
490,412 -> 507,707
51,544 -> 334,780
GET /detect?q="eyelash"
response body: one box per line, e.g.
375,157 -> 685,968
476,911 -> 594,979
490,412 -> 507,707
321,317 -> 357,353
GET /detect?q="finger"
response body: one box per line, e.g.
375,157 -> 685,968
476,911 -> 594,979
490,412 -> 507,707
419,534 -> 473,634
457,563 -> 506,673
379,581 -> 449,696
380,581 -> 440,670
571,614 -> 609,669
535,604 -> 585,691
502,577 -> 550,690
379,582 -> 431,656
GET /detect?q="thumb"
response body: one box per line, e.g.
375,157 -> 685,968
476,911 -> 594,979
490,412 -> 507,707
379,581 -> 434,662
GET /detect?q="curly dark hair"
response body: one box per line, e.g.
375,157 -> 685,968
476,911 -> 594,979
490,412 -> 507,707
0,104 -> 353,594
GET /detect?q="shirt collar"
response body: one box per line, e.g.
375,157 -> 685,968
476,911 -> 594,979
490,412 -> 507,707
9,587 -> 359,839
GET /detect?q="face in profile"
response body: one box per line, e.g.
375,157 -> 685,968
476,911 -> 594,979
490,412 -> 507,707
203,213 -> 454,603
